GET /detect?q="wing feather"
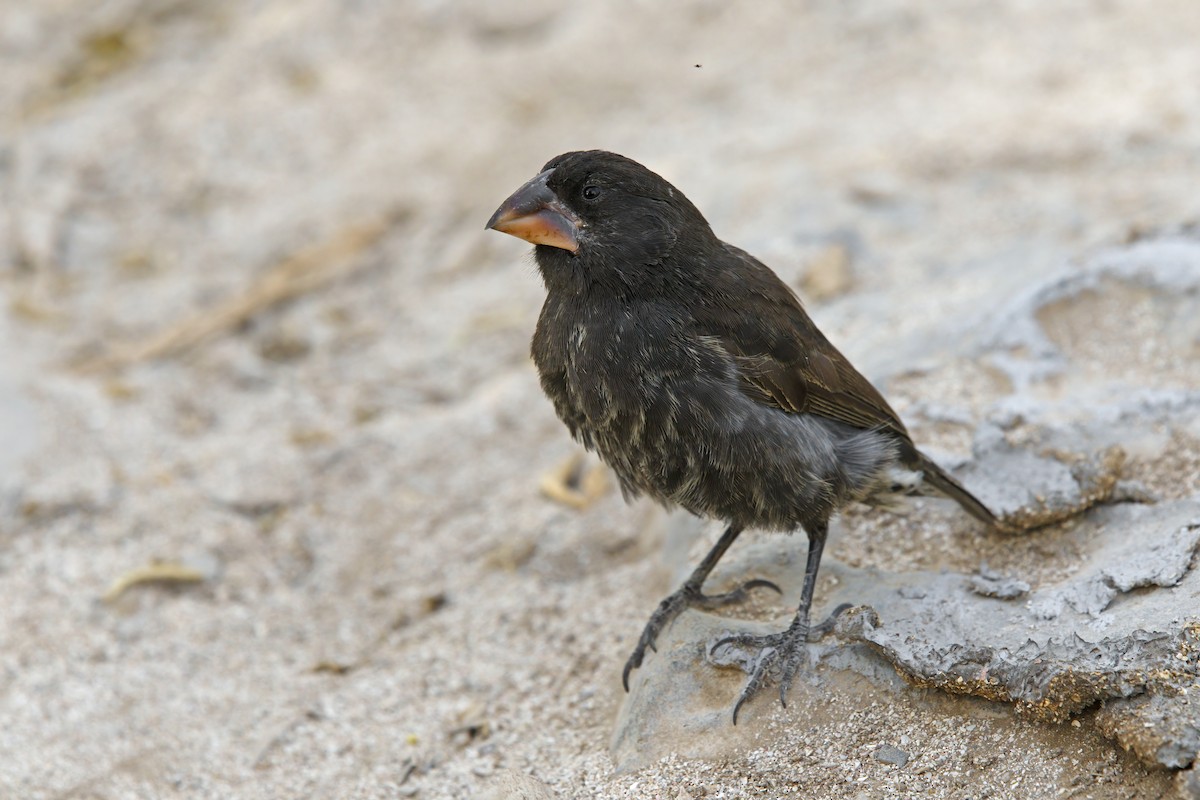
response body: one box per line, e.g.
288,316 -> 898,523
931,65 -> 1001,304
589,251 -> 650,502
695,244 -> 911,443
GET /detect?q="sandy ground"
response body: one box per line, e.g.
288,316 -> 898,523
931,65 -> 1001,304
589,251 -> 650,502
2,1 -> 1200,798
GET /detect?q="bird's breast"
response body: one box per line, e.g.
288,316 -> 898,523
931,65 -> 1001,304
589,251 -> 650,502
533,299 -> 690,472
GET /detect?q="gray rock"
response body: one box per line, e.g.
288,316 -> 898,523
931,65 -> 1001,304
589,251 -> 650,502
873,744 -> 909,767
955,426 -> 1125,533
1028,516 -> 1200,619
610,610 -> 773,771
981,237 -> 1200,394
968,563 -> 1030,600
832,499 -> 1200,736
613,497 -> 1200,772
1176,765 -> 1200,800
1096,693 -> 1200,772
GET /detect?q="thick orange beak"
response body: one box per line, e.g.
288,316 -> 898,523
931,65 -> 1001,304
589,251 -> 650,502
485,169 -> 581,253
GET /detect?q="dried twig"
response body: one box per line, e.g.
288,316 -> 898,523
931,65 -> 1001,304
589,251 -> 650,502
75,212 -> 402,373
102,562 -> 205,602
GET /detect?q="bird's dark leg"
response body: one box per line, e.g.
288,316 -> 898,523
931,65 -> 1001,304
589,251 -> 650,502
712,522 -> 845,724
623,523 -> 780,691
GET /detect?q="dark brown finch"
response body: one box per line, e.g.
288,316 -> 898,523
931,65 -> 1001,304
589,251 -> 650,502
486,150 -> 996,723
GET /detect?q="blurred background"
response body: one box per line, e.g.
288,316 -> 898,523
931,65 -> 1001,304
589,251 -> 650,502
2,1 -> 1199,797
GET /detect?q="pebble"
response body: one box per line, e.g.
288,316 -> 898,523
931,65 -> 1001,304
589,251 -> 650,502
873,744 -> 910,767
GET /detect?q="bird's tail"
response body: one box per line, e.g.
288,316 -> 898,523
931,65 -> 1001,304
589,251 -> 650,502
911,450 -> 997,527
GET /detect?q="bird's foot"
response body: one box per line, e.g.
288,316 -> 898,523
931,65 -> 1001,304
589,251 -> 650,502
622,577 -> 781,691
710,602 -> 851,724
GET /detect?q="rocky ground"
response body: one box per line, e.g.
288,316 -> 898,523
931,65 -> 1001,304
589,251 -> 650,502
2,1 -> 1199,798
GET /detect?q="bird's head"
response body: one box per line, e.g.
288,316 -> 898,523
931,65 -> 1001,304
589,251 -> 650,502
486,150 -> 713,295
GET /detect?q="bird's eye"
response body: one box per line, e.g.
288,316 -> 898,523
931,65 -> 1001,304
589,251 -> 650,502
582,185 -> 601,201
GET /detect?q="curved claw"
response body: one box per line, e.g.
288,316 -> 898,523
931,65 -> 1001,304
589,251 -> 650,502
625,578 -> 786,691
742,578 -> 783,595
620,635 -> 659,690
712,630 -> 781,657
693,577 -> 782,610
731,645 -> 779,725
732,691 -> 749,725
621,624 -> 660,690
718,616 -> 821,724
710,632 -> 755,655
779,648 -> 805,708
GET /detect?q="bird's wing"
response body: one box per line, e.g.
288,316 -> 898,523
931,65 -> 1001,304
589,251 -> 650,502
697,245 -> 911,441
